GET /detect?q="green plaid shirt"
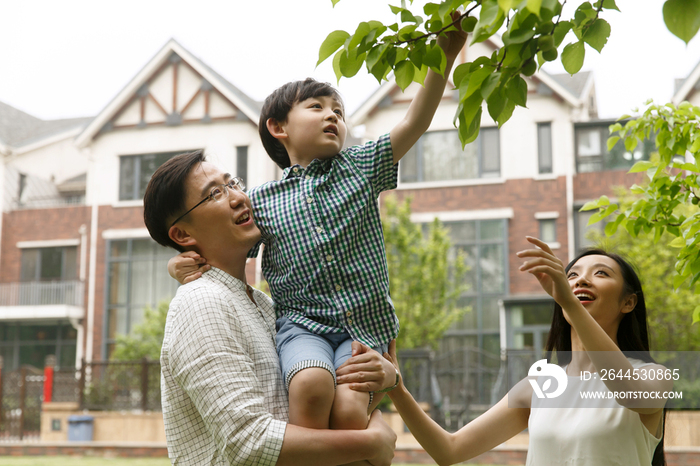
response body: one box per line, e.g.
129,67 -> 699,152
248,134 -> 399,348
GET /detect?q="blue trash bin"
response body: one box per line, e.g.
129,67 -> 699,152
67,415 -> 94,441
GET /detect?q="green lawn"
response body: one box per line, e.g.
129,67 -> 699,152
0,459 -> 509,466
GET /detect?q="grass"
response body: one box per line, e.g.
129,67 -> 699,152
0,457 -> 510,466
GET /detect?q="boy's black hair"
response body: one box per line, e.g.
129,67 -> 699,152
143,150 -> 205,252
259,78 -> 343,169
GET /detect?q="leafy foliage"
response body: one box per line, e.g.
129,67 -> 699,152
382,195 -> 470,349
111,301 -> 169,361
322,1 -> 699,147
581,102 -> 700,322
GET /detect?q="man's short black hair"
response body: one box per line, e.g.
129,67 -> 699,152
259,78 -> 343,169
143,150 -> 205,252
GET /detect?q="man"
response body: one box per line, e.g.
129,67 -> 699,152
143,149 -> 397,465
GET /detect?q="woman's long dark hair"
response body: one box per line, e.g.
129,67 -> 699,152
544,248 -> 665,466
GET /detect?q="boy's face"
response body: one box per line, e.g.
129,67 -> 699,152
278,95 -> 347,164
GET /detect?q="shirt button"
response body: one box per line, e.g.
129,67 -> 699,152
316,227 -> 324,234
326,255 -> 333,262
293,167 -> 299,173
346,311 -> 352,317
347,319 -> 353,324
305,175 -> 311,180
335,284 -> 342,291
306,197 -> 313,204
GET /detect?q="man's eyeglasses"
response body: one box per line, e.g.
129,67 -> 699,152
170,177 -> 246,228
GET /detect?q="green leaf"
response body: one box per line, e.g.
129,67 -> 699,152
453,63 -> 471,88
331,0 -> 341,5
693,305 -> 700,324
607,136 -> 620,151
487,89 -> 507,121
338,48 -> 365,78
669,236 -> 687,248
459,106 -> 482,146
395,60 -> 415,91
561,41 -> 585,75
424,44 -> 447,75
582,18 -> 611,53
603,0 -> 620,11
663,0 -> 700,45
317,30 -> 350,66
401,9 -> 418,23
553,21 -> 573,47
527,0 -> 542,16
498,0 -> 513,12
349,23 -> 371,51
332,49 -> 343,83
413,64 -> 429,85
389,4 -> 404,14
497,98 -> 516,127
481,72 -> 502,99
506,76 -> 528,107
628,160 -> 655,173
463,66 -> 493,101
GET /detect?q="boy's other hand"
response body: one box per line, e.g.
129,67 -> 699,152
167,251 -> 210,285
438,11 -> 468,61
366,410 -> 397,466
336,341 -> 395,392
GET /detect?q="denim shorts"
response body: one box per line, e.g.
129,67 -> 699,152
276,316 -> 388,392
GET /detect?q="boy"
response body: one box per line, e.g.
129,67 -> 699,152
171,25 -> 467,439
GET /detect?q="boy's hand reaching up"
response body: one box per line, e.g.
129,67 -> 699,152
438,11 -> 469,61
167,251 -> 210,285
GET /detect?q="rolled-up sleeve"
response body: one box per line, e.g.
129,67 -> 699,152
168,291 -> 285,465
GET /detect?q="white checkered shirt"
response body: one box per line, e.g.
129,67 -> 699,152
161,267 -> 288,465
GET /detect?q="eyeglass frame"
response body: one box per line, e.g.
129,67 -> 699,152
170,177 -> 246,229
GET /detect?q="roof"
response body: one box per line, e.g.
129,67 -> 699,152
673,59 -> 700,104
549,71 -> 592,100
0,101 -> 91,148
75,38 -> 262,148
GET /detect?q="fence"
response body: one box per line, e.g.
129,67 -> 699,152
78,359 -> 161,411
0,364 -> 43,442
0,280 -> 84,307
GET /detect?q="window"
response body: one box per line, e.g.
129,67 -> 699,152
0,322 -> 78,370
21,247 -> 77,281
539,219 -> 556,243
104,238 -> 179,357
119,151 -> 189,201
537,123 -> 553,174
575,123 -> 654,173
574,208 -> 606,252
428,219 -> 508,405
400,128 -> 500,183
236,146 -> 248,182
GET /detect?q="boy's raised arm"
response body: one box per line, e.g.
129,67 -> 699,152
389,18 -> 468,164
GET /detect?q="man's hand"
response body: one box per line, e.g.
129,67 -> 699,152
336,341 -> 396,392
167,251 -> 210,284
366,410 -> 397,466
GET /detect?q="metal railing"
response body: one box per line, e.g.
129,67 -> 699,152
0,280 -> 84,307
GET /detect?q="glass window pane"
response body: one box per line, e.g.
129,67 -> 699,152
119,156 -> 137,201
538,123 -> 552,174
479,220 -> 504,241
132,239 -> 154,257
58,344 -> 76,369
62,325 -> 78,340
236,146 -> 249,182
421,131 -> 463,182
539,219 -> 556,243
108,308 -> 128,339
444,220 -> 476,244
21,249 -> 39,281
155,258 -> 178,302
64,247 -> 77,280
19,324 -> 57,341
521,303 -> 554,326
399,145 -> 419,183
130,305 -> 145,332
482,297 -> 500,330
139,152 -> 176,199
131,260 -> 154,305
19,344 -> 54,368
480,128 -> 500,175
110,240 -> 129,258
1,346 -> 16,371
109,262 -> 129,305
40,248 -> 63,280
480,244 -> 504,293
456,245 -> 477,292
576,210 -> 604,251
455,296 -> 477,330
577,128 -> 602,156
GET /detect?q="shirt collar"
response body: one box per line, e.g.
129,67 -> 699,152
202,266 -> 251,294
282,158 -> 335,179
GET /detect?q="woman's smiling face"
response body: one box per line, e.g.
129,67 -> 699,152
566,254 -> 637,331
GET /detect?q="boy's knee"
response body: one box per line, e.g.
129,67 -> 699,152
330,388 -> 370,430
288,367 -> 335,407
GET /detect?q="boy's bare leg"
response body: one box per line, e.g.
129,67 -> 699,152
288,367 -> 335,429
330,383 -> 371,430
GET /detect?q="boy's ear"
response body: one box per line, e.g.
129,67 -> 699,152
169,224 -> 197,250
266,118 -> 288,140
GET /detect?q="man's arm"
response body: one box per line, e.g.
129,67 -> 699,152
390,17 -> 468,163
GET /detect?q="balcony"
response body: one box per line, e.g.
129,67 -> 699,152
0,280 -> 84,320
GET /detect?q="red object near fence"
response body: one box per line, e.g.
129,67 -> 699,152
43,355 -> 56,403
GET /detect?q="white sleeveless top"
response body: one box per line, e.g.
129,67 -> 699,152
526,358 -> 662,466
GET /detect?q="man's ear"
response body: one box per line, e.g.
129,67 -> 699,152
266,118 -> 288,140
169,224 -> 197,250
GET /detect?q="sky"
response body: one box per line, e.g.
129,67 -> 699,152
2,0 -> 700,122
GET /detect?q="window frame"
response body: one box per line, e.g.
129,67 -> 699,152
118,150 -> 196,201
537,122 -> 553,174
20,246 -> 78,282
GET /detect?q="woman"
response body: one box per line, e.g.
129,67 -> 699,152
338,236 -> 669,466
